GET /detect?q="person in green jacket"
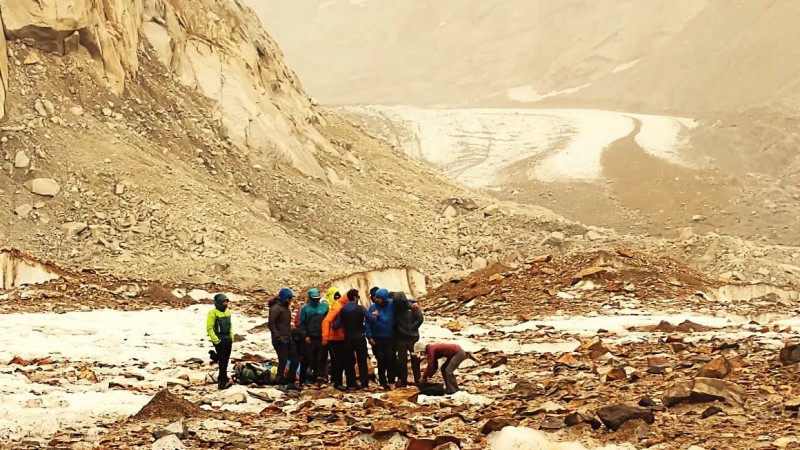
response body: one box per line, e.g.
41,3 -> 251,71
207,293 -> 234,390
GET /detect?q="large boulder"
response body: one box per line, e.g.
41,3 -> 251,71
24,178 -> 61,197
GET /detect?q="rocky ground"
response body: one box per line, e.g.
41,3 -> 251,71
4,249 -> 800,450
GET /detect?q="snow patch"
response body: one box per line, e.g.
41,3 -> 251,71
488,426 -> 635,450
612,58 -> 641,74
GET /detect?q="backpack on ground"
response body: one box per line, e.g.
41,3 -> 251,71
233,362 -> 272,386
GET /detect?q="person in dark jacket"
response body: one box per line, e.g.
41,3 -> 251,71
366,288 -> 397,388
334,288 -> 376,390
269,288 -> 301,390
393,292 -> 424,387
206,293 -> 234,390
298,288 -> 329,384
420,343 -> 466,394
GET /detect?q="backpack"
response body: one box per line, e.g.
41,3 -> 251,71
233,362 -> 273,386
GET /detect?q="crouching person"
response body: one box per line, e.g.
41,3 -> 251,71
420,343 -> 466,394
207,294 -> 234,390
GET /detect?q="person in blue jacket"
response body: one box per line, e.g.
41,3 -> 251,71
366,288 -> 397,389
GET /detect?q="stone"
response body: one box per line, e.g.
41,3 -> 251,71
34,99 -> 48,117
697,356 -> 732,379
153,420 -> 189,440
701,405 -> 723,418
480,417 -> 518,435
70,106 -> 85,116
691,214 -> 706,222
785,397 -> 800,411
14,204 -> 33,218
779,343 -> 800,365
23,52 -> 40,65
638,396 -> 657,407
483,204 -> 500,216
14,151 -> 30,168
541,231 -> 565,246
221,392 -> 246,405
662,380 -> 693,407
370,420 -> 411,438
471,257 -> 488,270
678,227 -> 694,240
604,367 -> 627,382
152,434 -> 185,450
102,107 -> 113,117
585,230 -> 603,241
596,404 -> 654,431
382,386 -> 419,404
442,205 -> 457,218
691,378 -> 746,408
115,184 -> 125,195
564,411 -> 601,429
62,222 -> 88,237
406,438 -> 435,450
24,178 -> 61,197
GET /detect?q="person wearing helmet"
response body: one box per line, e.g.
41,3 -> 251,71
206,293 -> 234,390
325,287 -> 341,309
298,288 -> 329,384
269,287 -> 301,390
366,288 -> 397,389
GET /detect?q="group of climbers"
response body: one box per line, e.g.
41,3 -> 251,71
205,286 -> 465,394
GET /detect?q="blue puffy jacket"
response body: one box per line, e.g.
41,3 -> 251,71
366,299 -> 395,339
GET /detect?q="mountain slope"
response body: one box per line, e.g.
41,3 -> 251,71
252,0 -> 800,116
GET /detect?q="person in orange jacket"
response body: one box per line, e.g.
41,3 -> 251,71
322,293 -> 349,390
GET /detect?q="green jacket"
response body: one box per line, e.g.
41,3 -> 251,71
207,308 -> 233,344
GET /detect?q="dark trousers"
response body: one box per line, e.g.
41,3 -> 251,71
296,339 -> 308,383
442,350 -> 466,394
344,338 -> 370,388
305,338 -> 328,382
372,337 -> 397,385
328,340 -> 346,387
395,339 -> 421,385
214,340 -> 232,388
272,339 -> 300,384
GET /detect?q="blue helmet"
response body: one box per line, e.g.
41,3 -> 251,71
278,288 -> 294,304
308,288 -> 321,300
375,288 -> 390,301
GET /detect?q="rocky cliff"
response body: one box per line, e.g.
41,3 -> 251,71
0,0 -> 329,177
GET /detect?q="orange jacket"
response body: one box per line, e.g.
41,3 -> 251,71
322,296 -> 348,342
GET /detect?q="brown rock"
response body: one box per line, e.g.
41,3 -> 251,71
480,417 -> 518,435
407,438 -> 436,450
571,266 -> 606,283
596,404 -> 655,431
565,411 -> 601,429
371,420 -> 412,438
785,398 -> 800,412
433,436 -> 461,448
605,367 -> 628,382
382,386 -> 420,404
697,356 -> 732,379
780,343 -> 800,365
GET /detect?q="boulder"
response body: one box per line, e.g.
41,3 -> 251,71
24,178 -> 60,197
697,356 -> 732,379
585,230 -> 603,241
784,398 -> 800,412
662,380 -> 693,407
483,204 -> 501,217
541,231 -> 565,247
596,404 -> 654,431
471,257 -> 488,270
691,377 -> 746,408
14,204 -> 33,218
442,205 -> 457,218
14,151 -> 30,168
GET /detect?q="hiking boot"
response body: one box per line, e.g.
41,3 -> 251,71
333,385 -> 347,392
286,383 -> 302,391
